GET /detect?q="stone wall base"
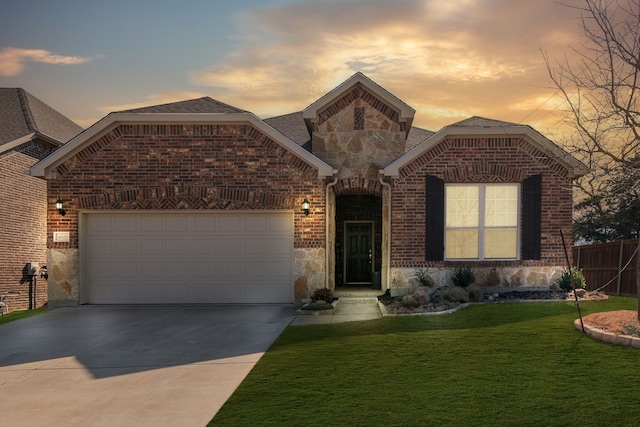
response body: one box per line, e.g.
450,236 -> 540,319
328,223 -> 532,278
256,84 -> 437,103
47,248 -> 80,307
391,266 -> 565,289
294,247 -> 326,299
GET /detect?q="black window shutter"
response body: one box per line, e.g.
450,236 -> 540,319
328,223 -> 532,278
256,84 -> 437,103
425,175 -> 445,261
521,174 -> 542,260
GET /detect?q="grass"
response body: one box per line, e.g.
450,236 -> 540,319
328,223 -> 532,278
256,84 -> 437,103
0,307 -> 48,326
209,297 -> 640,427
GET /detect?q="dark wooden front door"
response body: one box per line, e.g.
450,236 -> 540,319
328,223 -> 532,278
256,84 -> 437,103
345,222 -> 373,284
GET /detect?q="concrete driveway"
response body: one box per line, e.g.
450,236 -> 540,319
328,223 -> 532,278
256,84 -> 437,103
0,305 -> 295,427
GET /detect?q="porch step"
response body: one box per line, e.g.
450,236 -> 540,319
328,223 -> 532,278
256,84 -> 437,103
333,288 -> 384,298
336,296 -> 379,304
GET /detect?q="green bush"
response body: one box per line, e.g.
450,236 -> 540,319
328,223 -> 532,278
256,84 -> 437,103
311,287 -> 334,303
467,283 -> 484,302
554,268 -> 586,292
451,267 -> 475,288
414,268 -> 435,287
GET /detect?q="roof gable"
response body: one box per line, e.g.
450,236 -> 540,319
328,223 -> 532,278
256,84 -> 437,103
31,100 -> 334,179
0,88 -> 83,147
302,72 -> 415,130
384,117 -> 589,179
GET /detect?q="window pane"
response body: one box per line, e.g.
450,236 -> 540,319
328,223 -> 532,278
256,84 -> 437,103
445,230 -> 479,259
484,229 -> 517,259
446,186 -> 479,227
485,185 -> 518,227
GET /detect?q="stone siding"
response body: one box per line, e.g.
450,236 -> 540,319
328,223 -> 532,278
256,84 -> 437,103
312,95 -> 406,181
391,266 -> 564,289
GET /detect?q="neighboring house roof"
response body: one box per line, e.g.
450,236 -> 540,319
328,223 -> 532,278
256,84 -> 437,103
264,111 -> 310,147
302,72 -> 416,129
31,100 -> 335,179
120,97 -> 248,114
0,88 -> 83,151
385,116 -> 590,178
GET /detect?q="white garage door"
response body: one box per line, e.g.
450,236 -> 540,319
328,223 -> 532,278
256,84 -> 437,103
82,211 -> 294,304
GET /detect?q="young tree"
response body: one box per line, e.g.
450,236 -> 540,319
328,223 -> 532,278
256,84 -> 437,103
546,0 -> 640,318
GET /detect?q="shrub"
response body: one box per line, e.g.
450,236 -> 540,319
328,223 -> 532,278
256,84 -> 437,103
555,268 -> 586,292
311,287 -> 334,303
467,283 -> 484,302
414,268 -> 435,287
430,286 -> 469,303
451,267 -> 475,288
448,286 -> 470,303
430,287 -> 449,304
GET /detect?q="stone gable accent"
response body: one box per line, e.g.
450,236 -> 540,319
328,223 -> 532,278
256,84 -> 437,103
316,83 -> 406,130
312,94 -> 407,186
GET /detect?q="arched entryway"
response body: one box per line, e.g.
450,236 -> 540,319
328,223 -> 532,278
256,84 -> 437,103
335,194 -> 383,288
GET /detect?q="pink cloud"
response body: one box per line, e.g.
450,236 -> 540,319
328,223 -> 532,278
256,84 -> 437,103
0,47 -> 101,77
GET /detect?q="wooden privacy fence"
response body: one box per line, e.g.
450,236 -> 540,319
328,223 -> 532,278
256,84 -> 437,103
573,239 -> 639,297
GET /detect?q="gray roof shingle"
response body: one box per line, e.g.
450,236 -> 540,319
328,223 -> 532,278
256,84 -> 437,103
0,88 -> 83,146
264,111 -> 310,147
448,116 -> 519,128
405,126 -> 435,152
120,97 -> 248,114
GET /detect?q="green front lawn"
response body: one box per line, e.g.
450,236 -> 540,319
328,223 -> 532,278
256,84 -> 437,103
210,297 -> 639,427
0,307 -> 48,326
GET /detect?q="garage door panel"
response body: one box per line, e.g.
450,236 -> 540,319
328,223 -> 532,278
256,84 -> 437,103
88,238 -> 113,256
84,212 -> 293,304
165,238 -> 188,255
87,261 -> 114,280
269,238 -> 292,254
193,215 -> 217,232
245,239 -> 267,255
217,238 -> 242,256
164,261 -> 188,277
88,215 -> 113,233
114,261 -> 137,278
217,260 -> 242,277
140,239 -> 163,255
114,239 -> 137,255
165,216 -> 188,233
141,215 -> 163,232
113,215 -> 137,233
140,260 -> 165,277
193,239 -> 216,254
218,216 -> 241,233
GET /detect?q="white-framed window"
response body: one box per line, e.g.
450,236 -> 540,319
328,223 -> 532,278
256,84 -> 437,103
445,184 -> 519,260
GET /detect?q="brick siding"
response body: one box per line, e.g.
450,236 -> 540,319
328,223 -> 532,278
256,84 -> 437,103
47,124 -> 326,252
391,136 -> 573,268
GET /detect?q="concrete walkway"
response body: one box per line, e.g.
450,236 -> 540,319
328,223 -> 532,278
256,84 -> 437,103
291,288 -> 383,325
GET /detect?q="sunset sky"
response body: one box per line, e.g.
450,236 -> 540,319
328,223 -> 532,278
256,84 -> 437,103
0,0 -> 587,140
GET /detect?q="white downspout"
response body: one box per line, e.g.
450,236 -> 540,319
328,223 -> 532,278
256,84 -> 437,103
325,172 -> 338,289
379,171 -> 392,290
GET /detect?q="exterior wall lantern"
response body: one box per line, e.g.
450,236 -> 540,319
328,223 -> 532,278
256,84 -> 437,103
56,198 -> 66,216
302,198 -> 310,216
